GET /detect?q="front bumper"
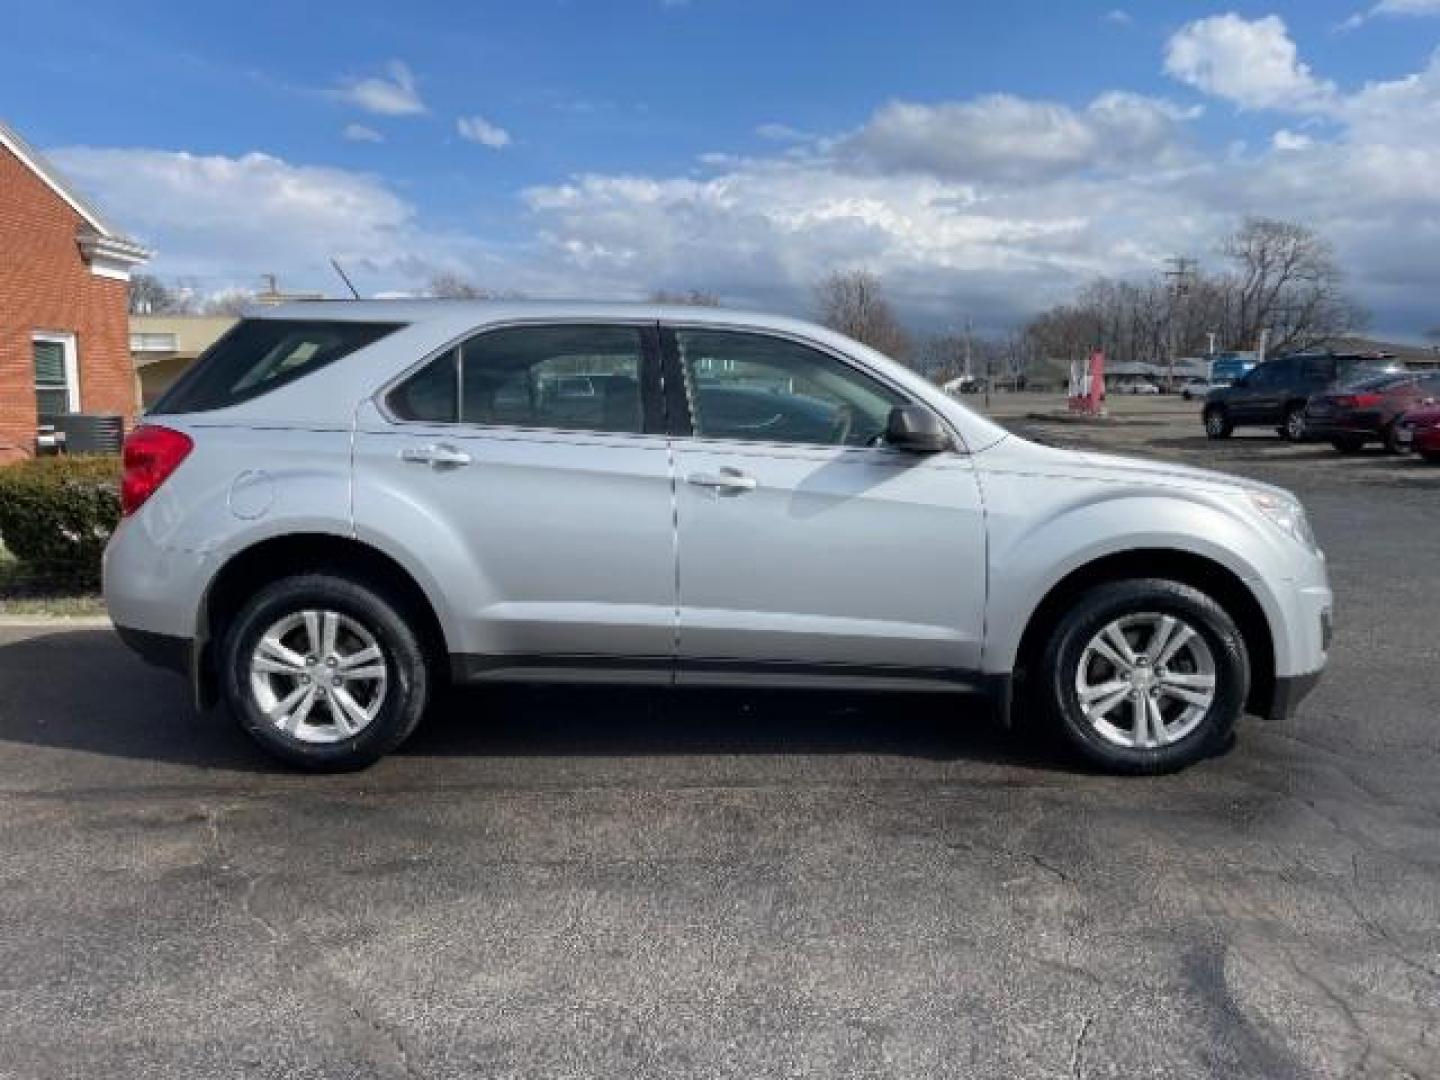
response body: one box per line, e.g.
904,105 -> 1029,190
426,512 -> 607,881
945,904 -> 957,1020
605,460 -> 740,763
1269,670 -> 1323,722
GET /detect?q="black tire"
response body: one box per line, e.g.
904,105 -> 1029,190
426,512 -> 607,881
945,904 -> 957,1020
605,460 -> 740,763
1420,449 -> 1440,464
1203,406 -> 1233,439
221,573 -> 431,771
1280,403 -> 1307,441
1330,435 -> 1366,454
1382,423 -> 1407,455
1040,579 -> 1250,775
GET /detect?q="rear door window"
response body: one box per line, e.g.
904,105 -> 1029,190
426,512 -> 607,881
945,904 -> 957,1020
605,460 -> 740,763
387,324 -> 649,434
1301,358 -> 1334,386
151,319 -> 401,414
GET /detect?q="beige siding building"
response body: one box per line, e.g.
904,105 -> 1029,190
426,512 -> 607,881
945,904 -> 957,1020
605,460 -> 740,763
129,315 -> 234,407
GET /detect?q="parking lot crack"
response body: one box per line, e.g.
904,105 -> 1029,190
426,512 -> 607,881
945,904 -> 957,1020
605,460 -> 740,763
197,802 -> 419,1078
1069,1013 -> 1092,1080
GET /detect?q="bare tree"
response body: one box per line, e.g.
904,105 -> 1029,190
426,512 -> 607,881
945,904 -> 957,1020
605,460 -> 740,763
917,334 -> 965,379
1220,217 -> 1366,354
427,272 -> 496,299
201,289 -> 256,316
648,289 -> 720,307
1021,218 -> 1369,368
129,274 -> 191,315
814,270 -> 911,359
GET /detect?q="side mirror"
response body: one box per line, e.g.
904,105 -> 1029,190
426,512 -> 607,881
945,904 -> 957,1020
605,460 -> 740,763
885,405 -> 951,453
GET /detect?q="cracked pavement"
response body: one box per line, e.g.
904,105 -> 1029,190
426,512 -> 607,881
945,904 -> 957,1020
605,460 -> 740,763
1,414 -> 1437,1078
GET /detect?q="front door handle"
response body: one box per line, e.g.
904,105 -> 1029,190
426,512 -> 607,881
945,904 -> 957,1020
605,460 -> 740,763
400,443 -> 473,468
686,467 -> 756,495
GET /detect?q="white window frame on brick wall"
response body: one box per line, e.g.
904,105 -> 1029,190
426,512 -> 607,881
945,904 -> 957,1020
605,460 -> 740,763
33,331 -> 81,414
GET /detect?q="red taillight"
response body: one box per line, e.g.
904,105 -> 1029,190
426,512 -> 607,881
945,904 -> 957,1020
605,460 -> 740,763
121,425 -> 193,516
1351,393 -> 1383,408
1330,395 -> 1356,408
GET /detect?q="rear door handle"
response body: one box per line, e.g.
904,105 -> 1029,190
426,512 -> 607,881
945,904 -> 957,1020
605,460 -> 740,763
400,443 -> 472,468
686,467 -> 756,495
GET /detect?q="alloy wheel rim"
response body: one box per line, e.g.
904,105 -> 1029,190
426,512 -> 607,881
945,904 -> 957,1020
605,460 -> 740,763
249,610 -> 389,744
1288,411 -> 1305,439
1206,411 -> 1224,434
1075,612 -> 1216,750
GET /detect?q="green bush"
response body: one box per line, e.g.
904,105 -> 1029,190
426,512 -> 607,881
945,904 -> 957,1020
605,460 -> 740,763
0,455 -> 121,590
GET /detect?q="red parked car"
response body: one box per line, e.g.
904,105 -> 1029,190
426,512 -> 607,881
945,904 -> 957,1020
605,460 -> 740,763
1394,404 -> 1440,462
1304,371 -> 1440,453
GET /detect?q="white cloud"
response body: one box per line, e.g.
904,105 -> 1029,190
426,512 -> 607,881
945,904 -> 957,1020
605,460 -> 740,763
838,92 -> 1196,182
47,147 -> 429,287
44,38 -> 1440,339
1341,0 -> 1440,30
1376,0 -> 1440,12
1271,128 -> 1313,151
756,122 -> 811,142
342,123 -> 384,143
456,114 -> 511,149
1165,14 -> 1335,111
1104,9 -> 1132,25
336,60 -> 426,117
518,47 -> 1440,335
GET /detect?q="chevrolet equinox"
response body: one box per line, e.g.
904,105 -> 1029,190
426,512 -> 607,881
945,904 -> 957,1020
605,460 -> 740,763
105,301 -> 1332,773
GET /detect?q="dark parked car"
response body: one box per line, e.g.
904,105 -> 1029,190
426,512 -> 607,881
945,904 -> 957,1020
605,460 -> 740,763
1304,372 -> 1440,453
1394,404 -> 1440,462
1202,353 -> 1402,441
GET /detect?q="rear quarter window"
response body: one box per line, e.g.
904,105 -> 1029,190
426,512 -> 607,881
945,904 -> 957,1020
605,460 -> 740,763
150,319 -> 402,414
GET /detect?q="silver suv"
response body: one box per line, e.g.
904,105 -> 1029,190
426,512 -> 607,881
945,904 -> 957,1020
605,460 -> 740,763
104,301 -> 1332,773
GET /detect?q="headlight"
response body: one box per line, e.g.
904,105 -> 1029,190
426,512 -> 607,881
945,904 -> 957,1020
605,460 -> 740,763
1247,490 -> 1318,551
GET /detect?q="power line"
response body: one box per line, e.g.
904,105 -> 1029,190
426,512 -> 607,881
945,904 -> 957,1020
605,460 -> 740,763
1163,255 -> 1199,389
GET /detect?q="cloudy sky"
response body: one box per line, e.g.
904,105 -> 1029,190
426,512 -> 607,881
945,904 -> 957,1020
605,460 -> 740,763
6,1 -> 1440,338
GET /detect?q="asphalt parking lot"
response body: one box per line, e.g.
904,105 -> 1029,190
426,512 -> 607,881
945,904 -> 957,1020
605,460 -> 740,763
2,400 -> 1437,1079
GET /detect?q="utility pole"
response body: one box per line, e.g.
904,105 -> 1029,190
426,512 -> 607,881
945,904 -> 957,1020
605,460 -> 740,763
963,317 -> 973,381
1163,256 -> 1198,392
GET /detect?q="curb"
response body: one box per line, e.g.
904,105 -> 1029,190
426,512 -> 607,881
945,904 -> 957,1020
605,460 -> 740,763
1023,412 -> 1171,427
0,614 -> 113,628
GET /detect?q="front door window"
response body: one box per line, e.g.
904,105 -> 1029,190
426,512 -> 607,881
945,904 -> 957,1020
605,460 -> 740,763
673,329 -> 904,448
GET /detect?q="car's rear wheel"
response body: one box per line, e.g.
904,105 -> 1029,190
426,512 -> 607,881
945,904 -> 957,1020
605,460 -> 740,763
1203,406 -> 1233,439
221,573 -> 430,771
1040,579 -> 1249,774
1280,403 -> 1307,441
1330,435 -> 1366,454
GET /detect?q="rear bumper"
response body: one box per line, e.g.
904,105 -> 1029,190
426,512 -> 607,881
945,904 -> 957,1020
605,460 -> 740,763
114,624 -> 191,675
1303,419 -> 1380,440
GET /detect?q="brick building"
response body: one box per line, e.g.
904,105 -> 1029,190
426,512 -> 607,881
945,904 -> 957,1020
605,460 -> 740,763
1,120 -> 150,461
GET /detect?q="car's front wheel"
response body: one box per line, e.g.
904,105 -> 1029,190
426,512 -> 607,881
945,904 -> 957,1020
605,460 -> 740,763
1203,406 -> 1233,439
221,574 -> 431,770
1041,579 -> 1250,774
